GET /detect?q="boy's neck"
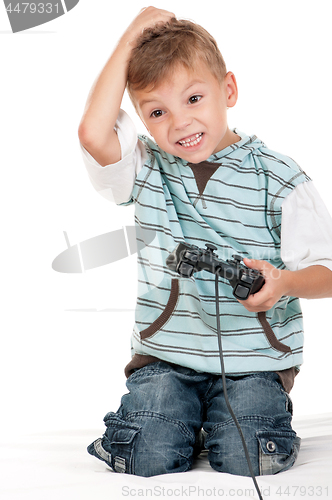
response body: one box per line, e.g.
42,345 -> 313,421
217,127 -> 241,152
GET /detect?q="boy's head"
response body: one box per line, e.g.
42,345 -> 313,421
127,18 -> 239,163
127,18 -> 227,99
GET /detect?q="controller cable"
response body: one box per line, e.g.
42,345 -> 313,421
214,275 -> 263,500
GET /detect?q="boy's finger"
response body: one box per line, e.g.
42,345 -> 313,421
243,258 -> 270,274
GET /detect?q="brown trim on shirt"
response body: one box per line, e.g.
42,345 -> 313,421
257,311 -> 291,353
140,279 -> 179,339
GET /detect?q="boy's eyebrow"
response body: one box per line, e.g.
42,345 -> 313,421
138,97 -> 160,108
138,79 -> 207,108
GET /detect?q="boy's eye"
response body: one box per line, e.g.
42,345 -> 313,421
150,109 -> 164,118
188,95 -> 202,104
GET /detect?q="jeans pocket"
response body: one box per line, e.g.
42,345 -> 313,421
88,412 -> 141,474
256,429 -> 301,475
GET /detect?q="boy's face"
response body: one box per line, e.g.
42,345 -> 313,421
133,61 -> 239,163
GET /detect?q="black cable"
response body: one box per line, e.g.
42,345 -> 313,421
215,275 -> 263,500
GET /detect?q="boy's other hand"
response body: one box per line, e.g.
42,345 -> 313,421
239,258 -> 287,312
122,6 -> 175,47
241,259 -> 332,309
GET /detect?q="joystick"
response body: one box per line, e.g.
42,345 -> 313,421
166,242 -> 265,300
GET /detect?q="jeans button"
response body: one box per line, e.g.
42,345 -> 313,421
266,440 -> 276,452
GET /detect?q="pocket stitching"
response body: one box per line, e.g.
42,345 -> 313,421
257,311 -> 291,353
140,279 -> 179,339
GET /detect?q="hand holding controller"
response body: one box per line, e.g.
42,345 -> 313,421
166,242 -> 265,300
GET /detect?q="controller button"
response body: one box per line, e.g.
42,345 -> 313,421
234,284 -> 250,299
184,251 -> 199,262
232,254 -> 243,264
179,262 -> 194,277
241,274 -> 254,285
206,244 -> 217,252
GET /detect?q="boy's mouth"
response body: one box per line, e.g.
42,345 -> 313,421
177,133 -> 203,148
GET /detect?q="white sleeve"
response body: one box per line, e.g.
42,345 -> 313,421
281,180 -> 332,272
80,109 -> 147,204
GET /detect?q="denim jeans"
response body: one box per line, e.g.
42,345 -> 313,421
88,362 -> 300,477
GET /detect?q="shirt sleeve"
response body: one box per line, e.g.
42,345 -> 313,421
281,180 -> 332,272
80,109 -> 147,204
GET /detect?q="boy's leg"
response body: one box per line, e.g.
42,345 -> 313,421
88,361 -> 204,477
203,372 -> 301,476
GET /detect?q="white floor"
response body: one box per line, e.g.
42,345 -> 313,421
1,413 -> 331,500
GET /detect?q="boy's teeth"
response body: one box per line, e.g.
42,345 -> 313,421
179,133 -> 203,147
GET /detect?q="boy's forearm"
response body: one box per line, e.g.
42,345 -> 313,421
78,7 -> 175,166
78,40 -> 132,165
242,259 -> 332,312
282,265 -> 332,299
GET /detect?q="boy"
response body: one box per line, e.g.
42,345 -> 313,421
79,7 -> 332,478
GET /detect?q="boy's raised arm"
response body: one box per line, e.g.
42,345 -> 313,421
78,7 -> 175,167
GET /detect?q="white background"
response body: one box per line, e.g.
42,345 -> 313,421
1,0 -> 331,439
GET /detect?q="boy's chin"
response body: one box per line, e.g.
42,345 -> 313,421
175,149 -> 212,164
178,154 -> 210,164
168,143 -> 212,163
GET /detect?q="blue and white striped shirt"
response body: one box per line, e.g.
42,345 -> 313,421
120,131 -> 310,377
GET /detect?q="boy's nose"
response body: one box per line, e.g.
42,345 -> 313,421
172,111 -> 193,130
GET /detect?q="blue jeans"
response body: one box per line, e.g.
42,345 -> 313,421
88,362 -> 300,477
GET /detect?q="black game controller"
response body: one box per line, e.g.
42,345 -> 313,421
166,242 -> 265,300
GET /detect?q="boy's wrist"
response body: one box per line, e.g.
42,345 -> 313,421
280,269 -> 294,298
115,35 -> 135,62
118,29 -> 139,51
279,266 -> 332,300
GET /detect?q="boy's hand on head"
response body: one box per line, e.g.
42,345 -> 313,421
239,259 -> 289,312
122,6 -> 175,47
78,6 -> 175,167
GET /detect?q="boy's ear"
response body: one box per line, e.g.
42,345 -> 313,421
224,72 -> 238,108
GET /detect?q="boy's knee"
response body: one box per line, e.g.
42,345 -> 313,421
206,421 -> 259,476
206,420 -> 300,476
88,410 -> 194,477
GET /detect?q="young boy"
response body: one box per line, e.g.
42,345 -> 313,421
79,7 -> 332,478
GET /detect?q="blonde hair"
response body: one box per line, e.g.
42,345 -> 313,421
127,18 -> 227,101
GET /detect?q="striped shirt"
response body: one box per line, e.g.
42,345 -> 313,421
118,131 -> 310,380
